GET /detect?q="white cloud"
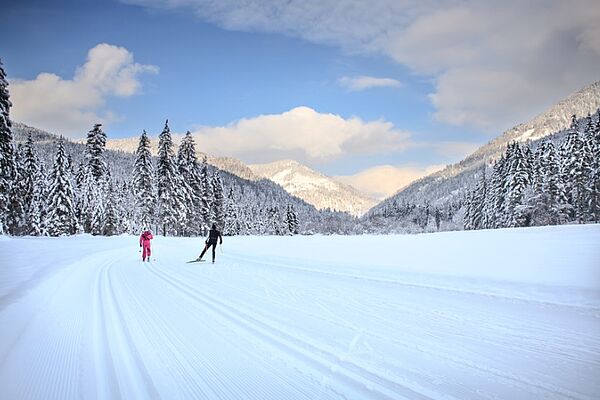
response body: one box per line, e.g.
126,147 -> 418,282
122,0 -> 600,133
10,43 -> 158,137
338,76 -> 402,91
336,164 -> 445,200
192,106 -> 411,163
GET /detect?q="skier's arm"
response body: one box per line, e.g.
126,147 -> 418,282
139,235 -> 142,247
219,232 -> 223,244
148,233 -> 153,240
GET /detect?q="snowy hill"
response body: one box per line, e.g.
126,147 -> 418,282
11,123 -> 353,234
371,80 -> 600,210
249,160 -> 377,216
1,225 -> 599,399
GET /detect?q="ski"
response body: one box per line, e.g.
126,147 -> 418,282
186,259 -> 206,263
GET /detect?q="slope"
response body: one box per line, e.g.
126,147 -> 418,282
371,80 -> 600,210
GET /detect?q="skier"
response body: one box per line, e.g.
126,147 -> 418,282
139,227 -> 153,262
196,224 -> 223,263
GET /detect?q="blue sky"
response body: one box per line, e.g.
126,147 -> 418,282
2,0 -> 599,197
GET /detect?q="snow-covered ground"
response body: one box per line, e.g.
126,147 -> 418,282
0,224 -> 599,399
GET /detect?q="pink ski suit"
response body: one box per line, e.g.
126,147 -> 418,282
139,230 -> 153,261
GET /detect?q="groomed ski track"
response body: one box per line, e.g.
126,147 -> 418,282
0,225 -> 599,399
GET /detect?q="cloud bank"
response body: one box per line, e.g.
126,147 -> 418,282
10,43 -> 158,137
123,0 -> 600,132
192,106 -> 411,163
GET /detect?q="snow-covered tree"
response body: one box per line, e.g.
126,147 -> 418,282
46,138 -> 78,236
85,123 -> 108,181
133,130 -> 155,229
286,204 -> 299,235
199,156 -> 212,235
211,171 -> 225,230
28,167 -> 48,236
0,59 -> 16,234
156,120 -> 185,235
176,131 -> 199,235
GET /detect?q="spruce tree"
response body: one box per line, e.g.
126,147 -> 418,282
133,130 -> 155,229
223,187 -> 240,235
199,156 -> 211,235
156,120 -> 184,235
561,116 -> 590,223
211,171 -> 225,230
0,59 -> 16,234
103,180 -> 120,236
10,145 -> 28,234
28,167 -> 48,236
176,131 -> 199,235
85,123 -> 108,181
47,137 -> 78,236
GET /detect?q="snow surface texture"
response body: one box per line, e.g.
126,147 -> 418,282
0,225 -> 599,399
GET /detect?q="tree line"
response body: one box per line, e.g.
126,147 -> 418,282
0,59 -> 302,237
464,112 -> 600,229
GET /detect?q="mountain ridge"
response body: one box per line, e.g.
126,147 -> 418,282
248,159 -> 377,217
370,80 -> 600,212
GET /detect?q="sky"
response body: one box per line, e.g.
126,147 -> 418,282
1,0 -> 599,198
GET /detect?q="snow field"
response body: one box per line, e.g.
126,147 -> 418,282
0,224 -> 599,399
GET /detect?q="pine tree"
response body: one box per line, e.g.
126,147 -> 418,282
286,204 -> 299,234
9,145 -> 28,235
211,171 -> 225,230
103,180 -> 120,236
176,131 -> 199,235
223,187 -> 240,235
561,116 -> 591,223
470,167 -> 487,229
85,123 -> 108,181
199,156 -> 211,235
0,59 -> 16,234
505,143 -> 532,227
156,120 -> 185,235
28,167 -> 48,236
47,137 -> 78,236
589,112 -> 600,221
133,130 -> 155,229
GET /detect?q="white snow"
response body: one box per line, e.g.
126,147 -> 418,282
0,224 -> 599,399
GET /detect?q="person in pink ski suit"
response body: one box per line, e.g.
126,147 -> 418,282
139,228 -> 153,262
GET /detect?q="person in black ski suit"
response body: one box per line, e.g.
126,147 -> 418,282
197,224 -> 223,263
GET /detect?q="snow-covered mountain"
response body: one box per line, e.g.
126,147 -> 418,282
370,80 -> 600,211
248,160 -> 377,216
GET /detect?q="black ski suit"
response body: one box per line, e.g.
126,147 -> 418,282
199,228 -> 223,262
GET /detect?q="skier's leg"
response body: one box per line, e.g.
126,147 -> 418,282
211,243 -> 216,262
199,244 -> 208,260
142,245 -> 147,261
146,244 -> 151,261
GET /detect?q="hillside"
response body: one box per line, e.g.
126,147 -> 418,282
249,160 -> 377,216
11,123 -> 351,235
372,80 -> 600,210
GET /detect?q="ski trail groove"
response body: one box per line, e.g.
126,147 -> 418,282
93,260 -> 159,399
147,263 -> 436,400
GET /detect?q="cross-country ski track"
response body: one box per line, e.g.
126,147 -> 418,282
1,224 -> 599,399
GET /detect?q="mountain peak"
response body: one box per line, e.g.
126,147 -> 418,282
248,160 -> 376,216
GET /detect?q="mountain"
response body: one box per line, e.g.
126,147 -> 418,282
370,80 -> 600,211
248,160 -> 377,216
12,123 -> 358,235
105,136 -> 377,216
